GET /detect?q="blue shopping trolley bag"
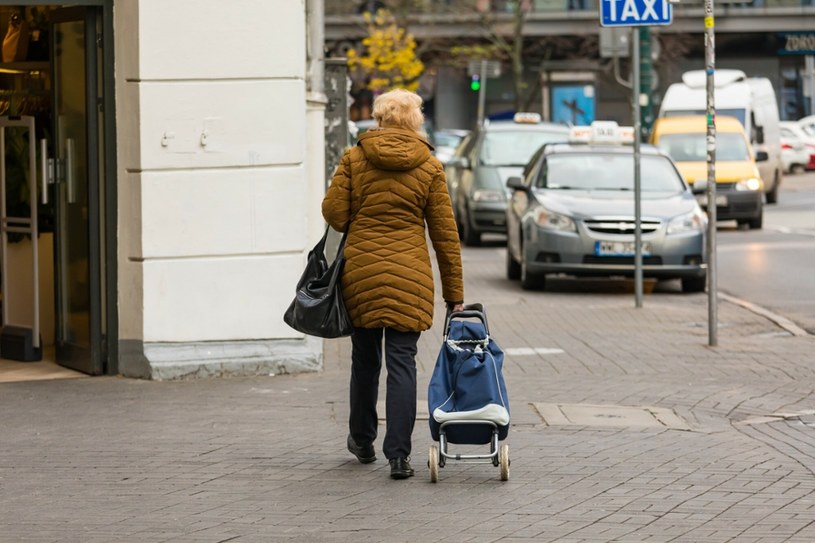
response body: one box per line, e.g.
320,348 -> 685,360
428,304 -> 510,445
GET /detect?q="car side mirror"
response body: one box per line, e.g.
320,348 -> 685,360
506,176 -> 526,191
755,150 -> 769,162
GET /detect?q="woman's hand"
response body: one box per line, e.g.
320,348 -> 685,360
450,303 -> 465,313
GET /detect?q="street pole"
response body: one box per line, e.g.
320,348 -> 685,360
477,59 -> 488,127
704,0 -> 718,347
807,55 -> 815,115
639,27 -> 654,139
632,28 -> 643,308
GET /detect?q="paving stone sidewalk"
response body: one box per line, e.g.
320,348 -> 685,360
1,245 -> 814,543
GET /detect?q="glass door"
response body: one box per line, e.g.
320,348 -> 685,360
51,7 -> 102,374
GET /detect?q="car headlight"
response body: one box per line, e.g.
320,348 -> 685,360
667,209 -> 707,235
534,207 -> 576,232
735,178 -> 762,191
472,189 -> 504,202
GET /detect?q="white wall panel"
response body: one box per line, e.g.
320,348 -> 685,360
143,255 -> 307,342
141,167 -> 308,258
138,0 -> 305,80
118,171 -> 145,340
139,80 -> 305,170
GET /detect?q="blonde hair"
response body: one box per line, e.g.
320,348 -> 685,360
372,89 -> 424,133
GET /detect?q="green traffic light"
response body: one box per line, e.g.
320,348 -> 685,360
470,80 -> 481,91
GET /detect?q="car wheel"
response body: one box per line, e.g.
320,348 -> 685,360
681,276 -> 706,293
506,247 -> 521,280
748,211 -> 763,230
461,205 -> 482,247
520,260 -> 545,290
791,164 -> 805,175
766,171 -> 780,205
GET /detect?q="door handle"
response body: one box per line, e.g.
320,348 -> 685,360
65,137 -> 76,204
39,138 -> 51,205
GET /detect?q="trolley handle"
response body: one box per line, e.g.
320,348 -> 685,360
444,303 -> 489,338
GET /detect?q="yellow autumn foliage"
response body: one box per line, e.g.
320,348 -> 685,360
347,9 -> 424,93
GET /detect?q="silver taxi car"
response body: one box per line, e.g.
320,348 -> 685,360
505,122 -> 708,293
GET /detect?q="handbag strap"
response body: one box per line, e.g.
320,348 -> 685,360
311,224 -> 349,274
311,227 -> 330,257
336,227 -> 348,253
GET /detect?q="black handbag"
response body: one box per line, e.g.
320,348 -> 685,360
283,227 -> 354,338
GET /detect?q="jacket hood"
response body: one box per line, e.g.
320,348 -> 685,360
358,127 -> 434,171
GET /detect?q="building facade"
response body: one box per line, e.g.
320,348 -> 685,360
1,0 -> 324,379
326,0 -> 815,130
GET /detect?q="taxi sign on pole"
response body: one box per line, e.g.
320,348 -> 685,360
600,0 -> 673,27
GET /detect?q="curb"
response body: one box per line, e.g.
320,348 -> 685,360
719,291 -> 811,337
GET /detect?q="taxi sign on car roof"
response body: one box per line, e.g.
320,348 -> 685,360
513,112 -> 541,124
569,121 -> 634,144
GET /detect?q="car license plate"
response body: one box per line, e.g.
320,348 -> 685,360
696,194 -> 728,207
595,241 -> 652,256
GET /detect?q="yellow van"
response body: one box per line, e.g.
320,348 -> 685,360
650,115 -> 764,229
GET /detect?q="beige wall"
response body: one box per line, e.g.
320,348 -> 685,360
115,0 -> 323,377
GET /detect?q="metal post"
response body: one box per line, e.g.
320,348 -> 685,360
477,59 -> 487,127
632,28 -> 643,308
704,0 -> 718,347
806,55 -> 815,116
639,27 -> 654,139
324,58 -> 350,188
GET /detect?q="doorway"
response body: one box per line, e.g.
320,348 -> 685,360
0,2 -> 115,376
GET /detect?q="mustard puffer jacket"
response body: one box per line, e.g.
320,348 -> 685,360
322,127 -> 464,332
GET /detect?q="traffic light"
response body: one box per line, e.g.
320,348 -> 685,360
470,73 -> 481,92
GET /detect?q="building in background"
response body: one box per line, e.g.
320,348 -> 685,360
326,0 -> 815,131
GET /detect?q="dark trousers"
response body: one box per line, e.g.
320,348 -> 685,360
349,326 -> 420,460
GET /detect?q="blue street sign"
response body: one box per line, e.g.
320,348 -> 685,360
600,0 -> 673,27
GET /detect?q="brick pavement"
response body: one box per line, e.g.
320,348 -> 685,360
2,243 -> 815,542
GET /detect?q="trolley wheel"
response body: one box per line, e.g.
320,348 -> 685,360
499,443 -> 510,481
428,446 -> 439,483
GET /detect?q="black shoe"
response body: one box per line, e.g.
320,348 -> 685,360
347,435 -> 376,464
389,457 -> 415,479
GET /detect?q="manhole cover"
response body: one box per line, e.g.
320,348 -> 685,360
533,403 -> 690,430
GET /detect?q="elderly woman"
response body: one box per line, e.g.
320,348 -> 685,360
322,89 -> 464,480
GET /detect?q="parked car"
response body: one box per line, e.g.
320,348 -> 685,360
650,115 -> 764,229
506,121 -> 707,293
433,129 -> 470,164
798,114 -> 815,138
445,113 -> 569,246
780,121 -> 815,174
658,69 -> 783,204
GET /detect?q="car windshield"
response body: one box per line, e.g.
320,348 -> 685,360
538,153 -> 685,193
664,108 -> 747,127
657,132 -> 750,162
480,130 -> 566,166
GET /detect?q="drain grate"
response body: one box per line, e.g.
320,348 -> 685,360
533,403 -> 691,430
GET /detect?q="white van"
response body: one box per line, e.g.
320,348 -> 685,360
658,70 -> 783,203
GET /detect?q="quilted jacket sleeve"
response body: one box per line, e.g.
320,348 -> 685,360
425,165 -> 464,304
322,150 -> 352,231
